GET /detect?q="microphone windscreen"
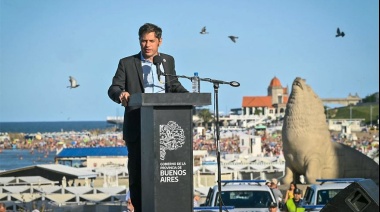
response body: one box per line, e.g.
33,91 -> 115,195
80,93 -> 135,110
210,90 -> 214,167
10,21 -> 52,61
153,55 -> 163,65
230,81 -> 240,87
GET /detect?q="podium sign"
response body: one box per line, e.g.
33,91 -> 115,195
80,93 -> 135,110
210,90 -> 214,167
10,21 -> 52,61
129,93 -> 211,212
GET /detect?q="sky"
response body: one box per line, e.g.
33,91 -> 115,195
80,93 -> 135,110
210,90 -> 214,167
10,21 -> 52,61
0,0 -> 379,122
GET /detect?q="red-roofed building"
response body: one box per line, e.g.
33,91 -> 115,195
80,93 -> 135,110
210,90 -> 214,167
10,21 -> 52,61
242,77 -> 288,120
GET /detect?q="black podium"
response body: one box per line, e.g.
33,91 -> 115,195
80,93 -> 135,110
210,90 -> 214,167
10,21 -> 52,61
129,93 -> 211,212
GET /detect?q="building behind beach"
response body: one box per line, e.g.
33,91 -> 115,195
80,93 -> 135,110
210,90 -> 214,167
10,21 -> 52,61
55,147 -> 128,169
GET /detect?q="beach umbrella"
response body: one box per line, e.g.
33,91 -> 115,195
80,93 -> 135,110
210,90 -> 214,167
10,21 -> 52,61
255,125 -> 266,130
35,134 -> 42,140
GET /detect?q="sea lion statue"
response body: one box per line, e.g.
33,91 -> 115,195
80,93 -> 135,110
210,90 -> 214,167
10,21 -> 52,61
281,77 -> 379,185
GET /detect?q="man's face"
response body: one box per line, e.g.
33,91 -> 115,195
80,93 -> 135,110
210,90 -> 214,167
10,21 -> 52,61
294,193 -> 301,201
269,206 -> 277,211
140,32 -> 162,61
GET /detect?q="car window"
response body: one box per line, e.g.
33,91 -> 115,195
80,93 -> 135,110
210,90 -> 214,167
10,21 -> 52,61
303,187 -> 314,204
317,189 -> 342,205
202,187 -> 213,206
215,190 -> 273,208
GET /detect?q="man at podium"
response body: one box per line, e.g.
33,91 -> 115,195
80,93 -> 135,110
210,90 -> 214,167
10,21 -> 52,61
108,23 -> 188,212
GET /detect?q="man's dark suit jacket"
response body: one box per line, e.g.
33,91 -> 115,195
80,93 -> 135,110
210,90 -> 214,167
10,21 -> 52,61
108,52 -> 188,143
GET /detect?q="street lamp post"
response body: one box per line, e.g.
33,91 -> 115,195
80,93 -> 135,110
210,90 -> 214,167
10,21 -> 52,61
370,105 -> 373,127
350,106 -> 352,121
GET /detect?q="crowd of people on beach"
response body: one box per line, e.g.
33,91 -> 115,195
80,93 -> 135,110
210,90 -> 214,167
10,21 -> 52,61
0,130 -> 125,153
191,129 -> 378,160
193,136 -> 241,153
332,132 -> 379,156
0,128 -> 378,162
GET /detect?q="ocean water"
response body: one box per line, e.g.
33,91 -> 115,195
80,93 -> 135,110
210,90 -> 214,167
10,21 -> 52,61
0,121 -> 120,171
0,149 -> 57,171
0,121 -> 117,133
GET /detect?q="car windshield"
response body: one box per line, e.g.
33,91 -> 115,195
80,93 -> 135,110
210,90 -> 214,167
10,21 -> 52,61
215,190 -> 272,208
317,189 -> 342,205
304,187 -> 314,204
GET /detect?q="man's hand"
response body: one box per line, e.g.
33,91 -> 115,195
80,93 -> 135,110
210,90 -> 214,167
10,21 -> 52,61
119,91 -> 130,106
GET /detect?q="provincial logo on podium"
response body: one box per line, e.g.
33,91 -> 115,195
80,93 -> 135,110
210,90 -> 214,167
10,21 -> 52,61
159,121 -> 186,160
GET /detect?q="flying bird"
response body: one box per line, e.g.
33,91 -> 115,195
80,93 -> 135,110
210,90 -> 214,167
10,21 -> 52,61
336,28 -> 345,37
67,76 -> 80,88
200,26 -> 209,34
228,36 -> 238,43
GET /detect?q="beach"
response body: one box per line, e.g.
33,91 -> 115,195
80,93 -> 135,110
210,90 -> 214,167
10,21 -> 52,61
0,125 -> 378,171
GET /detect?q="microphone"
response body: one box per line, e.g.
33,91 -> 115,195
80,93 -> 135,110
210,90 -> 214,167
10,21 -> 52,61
153,55 -> 163,83
202,78 -> 240,87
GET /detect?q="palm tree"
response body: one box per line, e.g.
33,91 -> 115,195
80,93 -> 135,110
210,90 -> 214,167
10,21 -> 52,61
254,109 -> 262,116
197,109 -> 213,128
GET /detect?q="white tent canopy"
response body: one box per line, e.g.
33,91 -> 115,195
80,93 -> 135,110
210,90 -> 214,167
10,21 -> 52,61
33,185 -> 61,194
80,193 -> 111,202
45,194 -> 76,204
2,186 -> 29,193
96,187 -> 126,195
65,187 -> 93,195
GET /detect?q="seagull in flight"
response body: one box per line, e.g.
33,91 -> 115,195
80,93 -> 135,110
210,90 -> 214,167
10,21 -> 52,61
67,76 -> 80,88
200,26 -> 209,34
228,35 -> 238,43
336,27 -> 345,37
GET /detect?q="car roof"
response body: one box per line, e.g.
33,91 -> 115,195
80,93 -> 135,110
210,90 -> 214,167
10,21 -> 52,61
309,182 -> 351,190
212,180 -> 271,192
213,184 -> 271,192
308,178 -> 364,190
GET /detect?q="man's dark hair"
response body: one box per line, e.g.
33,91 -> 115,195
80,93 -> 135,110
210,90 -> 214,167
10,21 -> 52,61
139,23 -> 162,40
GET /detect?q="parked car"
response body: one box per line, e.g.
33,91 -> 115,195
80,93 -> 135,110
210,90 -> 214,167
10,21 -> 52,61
302,178 -> 364,211
199,180 -> 277,212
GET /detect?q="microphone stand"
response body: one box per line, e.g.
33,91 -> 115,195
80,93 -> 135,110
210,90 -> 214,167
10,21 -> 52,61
163,73 -> 240,88
198,77 -> 239,212
212,81 -> 223,212
161,73 -> 191,93
164,73 -> 240,212
163,73 -> 193,81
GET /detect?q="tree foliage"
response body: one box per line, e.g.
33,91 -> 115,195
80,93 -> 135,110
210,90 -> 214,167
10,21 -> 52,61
362,93 -> 378,103
197,109 -> 213,127
254,109 -> 262,115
